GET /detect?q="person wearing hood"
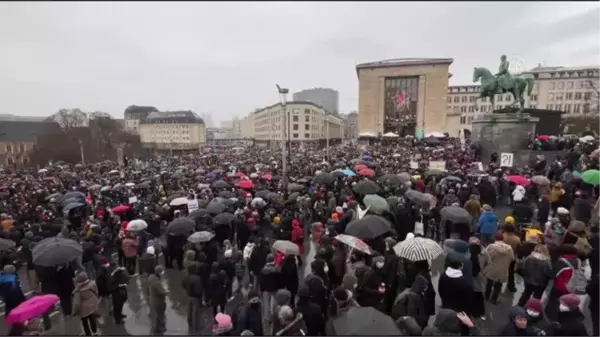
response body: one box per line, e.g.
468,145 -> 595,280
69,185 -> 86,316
467,237 -> 486,319
391,273 -> 429,328
555,293 -> 588,336
291,219 -> 304,256
544,218 -> 566,248
355,256 -> 385,309
208,261 -> 228,317
183,248 -> 197,272
212,312 -> 234,336
275,305 -> 307,336
304,258 -> 330,315
243,239 -> 256,286
476,204 -> 498,246
545,244 -> 579,321
482,232 -> 515,305
438,256 -> 472,315
219,249 -> 236,301
280,254 -> 299,305
138,246 -> 157,293
0,264 -> 26,317
421,309 -> 479,336
296,285 -> 325,335
148,265 -> 168,334
232,288 -> 263,336
182,261 -> 203,333
260,253 -> 282,323
524,298 -> 555,336
518,243 -> 553,307
497,306 -> 537,336
72,271 -> 100,336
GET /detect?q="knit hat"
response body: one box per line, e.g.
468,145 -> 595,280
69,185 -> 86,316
75,271 -> 89,283
335,206 -> 343,214
273,216 -> 281,224
505,216 -> 515,225
2,264 -> 16,274
247,288 -> 260,303
557,207 -> 570,215
212,313 -> 233,335
525,298 -> 543,314
146,246 -> 156,255
559,293 -> 580,310
342,274 -> 357,291
384,237 -> 397,247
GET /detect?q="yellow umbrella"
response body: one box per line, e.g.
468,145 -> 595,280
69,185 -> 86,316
412,175 -> 421,180
524,228 -> 543,241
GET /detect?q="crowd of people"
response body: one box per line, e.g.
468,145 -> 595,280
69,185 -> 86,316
0,133 -> 598,336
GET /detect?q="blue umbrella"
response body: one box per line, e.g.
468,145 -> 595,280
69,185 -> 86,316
61,197 -> 81,207
342,169 -> 356,176
362,155 -> 373,161
63,191 -> 85,200
63,202 -> 85,214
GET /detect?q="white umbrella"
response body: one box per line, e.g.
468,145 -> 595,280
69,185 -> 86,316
38,168 -> 48,174
334,234 -> 372,255
393,237 -> 443,262
358,132 -> 377,138
272,240 -> 300,255
580,135 -> 595,143
100,186 -> 112,192
109,170 -> 119,175
125,182 -> 135,187
425,132 -> 446,138
170,197 -> 188,206
188,231 -> 215,244
251,197 -> 266,208
383,132 -> 399,138
126,219 -> 148,232
392,153 -> 402,158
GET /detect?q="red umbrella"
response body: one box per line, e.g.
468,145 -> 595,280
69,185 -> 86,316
359,168 -> 376,177
237,180 -> 255,190
111,204 -> 131,214
261,173 -> 273,180
537,135 -> 550,141
506,175 -> 529,186
354,164 -> 367,172
234,172 -> 246,178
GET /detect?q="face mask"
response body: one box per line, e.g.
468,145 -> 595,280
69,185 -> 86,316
160,271 -> 165,277
250,302 -> 261,309
376,262 -> 384,269
526,309 -> 540,318
323,265 -> 329,273
559,304 -> 570,312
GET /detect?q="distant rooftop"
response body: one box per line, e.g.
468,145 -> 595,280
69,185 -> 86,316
524,65 -> 600,73
0,114 -> 46,122
141,110 -> 204,124
356,58 -> 454,74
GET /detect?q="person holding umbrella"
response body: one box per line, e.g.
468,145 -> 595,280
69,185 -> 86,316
0,264 -> 27,332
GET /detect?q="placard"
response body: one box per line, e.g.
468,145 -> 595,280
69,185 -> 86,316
428,161 -> 446,171
410,161 -> 419,169
187,199 -> 199,213
128,196 -> 138,204
500,153 -> 514,167
476,162 -> 484,171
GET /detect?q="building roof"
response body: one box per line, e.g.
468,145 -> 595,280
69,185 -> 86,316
140,110 -> 204,124
0,114 -> 46,122
124,105 -> 159,119
253,101 -> 331,115
0,121 -> 57,143
523,65 -> 600,74
356,58 -> 454,74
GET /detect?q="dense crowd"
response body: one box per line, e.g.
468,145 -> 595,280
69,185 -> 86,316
0,134 -> 598,336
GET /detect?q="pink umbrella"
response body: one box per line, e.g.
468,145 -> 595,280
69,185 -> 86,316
359,168 -> 376,177
237,180 -> 255,190
261,173 -> 272,180
6,294 -> 59,324
506,175 -> 529,186
537,135 -> 550,141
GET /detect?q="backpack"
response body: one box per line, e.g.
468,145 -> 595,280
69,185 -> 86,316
391,289 -> 411,319
560,258 -> 588,295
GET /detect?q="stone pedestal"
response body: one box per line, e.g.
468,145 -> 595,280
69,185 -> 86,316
471,111 -> 539,164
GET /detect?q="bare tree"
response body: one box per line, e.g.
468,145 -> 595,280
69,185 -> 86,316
48,108 -> 89,130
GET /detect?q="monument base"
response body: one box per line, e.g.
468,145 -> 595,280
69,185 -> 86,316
471,109 -> 540,165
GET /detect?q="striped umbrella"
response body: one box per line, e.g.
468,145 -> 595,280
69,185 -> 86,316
393,237 -> 443,262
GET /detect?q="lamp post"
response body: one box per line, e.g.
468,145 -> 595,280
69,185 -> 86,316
325,114 -> 330,162
276,84 -> 289,189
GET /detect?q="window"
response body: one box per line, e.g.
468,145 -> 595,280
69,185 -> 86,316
292,133 -> 298,138
555,104 -> 562,111
481,106 -> 487,113
5,144 -> 11,153
546,104 -> 554,110
304,115 -> 310,122
453,107 -> 459,113
575,92 -> 582,100
574,104 -> 581,113
482,97 -> 487,102
19,144 -> 25,153
304,124 -> 310,131
550,82 -> 556,90
461,96 -> 467,103
304,133 -> 310,139
468,116 -> 474,123
558,82 -> 564,90
469,96 -> 476,102
565,92 -> 573,100
584,92 -> 592,100
497,95 -> 503,102
565,104 -> 572,113
567,81 -> 574,89
555,93 -> 563,100
447,97 -> 452,103
531,94 -> 537,101
460,116 -> 466,124
528,104 -> 537,109
584,81 -> 591,89
304,109 -> 310,114
293,124 -> 298,131
453,97 -> 460,103
468,106 -> 475,113
548,93 -> 554,101
292,115 -> 298,122
506,94 -> 512,101
583,104 -> 590,113
460,106 -> 467,113
577,81 -> 585,89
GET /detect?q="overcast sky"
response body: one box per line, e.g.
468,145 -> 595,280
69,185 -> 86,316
0,2 -> 598,124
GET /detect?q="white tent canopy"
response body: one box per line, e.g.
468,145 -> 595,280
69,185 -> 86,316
383,132 -> 399,138
425,132 -> 447,138
358,132 -> 377,138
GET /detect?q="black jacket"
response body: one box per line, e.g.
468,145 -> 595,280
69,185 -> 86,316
259,263 -> 282,293
556,310 -> 588,336
437,268 -> 471,314
296,299 -> 325,335
138,253 -> 157,275
182,263 -> 203,299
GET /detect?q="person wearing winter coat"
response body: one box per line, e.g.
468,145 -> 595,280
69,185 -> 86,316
291,219 -> 304,255
482,232 -> 515,304
219,250 -> 236,300
0,264 -> 26,317
502,224 -> 521,292
148,265 -> 168,334
497,306 -> 537,336
518,244 -> 553,307
524,298 -> 555,336
183,249 -> 197,272
243,240 -> 256,286
208,262 -> 228,317
271,289 -> 292,335
72,271 -> 100,336
296,285 -> 325,335
280,255 -> 299,304
467,237 -> 485,319
232,288 -> 263,336
259,254 -> 282,323
438,256 -> 472,315
545,244 -> 579,321
120,233 -> 138,275
391,274 -> 429,328
182,262 -> 204,333
421,308 -> 480,336
275,305 -> 307,336
476,205 -> 498,245
304,258 -> 330,315
107,263 -> 129,325
138,246 -> 157,293
555,294 -> 589,336
537,194 -> 551,225
544,218 -> 566,248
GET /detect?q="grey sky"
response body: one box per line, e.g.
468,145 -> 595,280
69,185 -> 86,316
0,2 -> 598,124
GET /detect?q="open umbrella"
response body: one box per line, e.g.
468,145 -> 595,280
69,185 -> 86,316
63,191 -> 85,200
346,215 -> 393,239
424,169 -> 443,178
63,202 -> 85,214
334,234 -> 372,255
506,175 -> 529,186
331,170 -> 345,179
314,172 -> 335,185
331,307 -> 401,335
166,217 -> 196,236
354,164 -> 367,172
211,180 -> 230,189
0,238 -> 16,251
218,190 -> 234,199
531,175 -> 551,185
45,192 -> 63,201
358,168 -> 376,177
187,231 -> 215,244
352,180 -> 381,195
5,294 -> 60,324
170,197 -> 189,207
398,172 -> 412,182
582,169 -> 600,186
32,237 -> 83,267
272,240 -> 300,255
255,190 -> 270,199
134,181 -> 151,189
111,204 -> 131,214
404,190 -> 431,208
206,201 -> 226,215
213,212 -> 234,226
378,174 -> 403,187
190,209 -> 209,219
287,183 -> 305,192
363,194 -> 390,214
342,169 -> 356,176
236,180 -> 255,190
440,206 -> 473,224
126,219 -> 148,232
393,237 -> 443,261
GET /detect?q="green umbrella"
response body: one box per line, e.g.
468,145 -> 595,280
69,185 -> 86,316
424,169 -> 443,177
582,169 -> 600,186
363,194 -> 390,214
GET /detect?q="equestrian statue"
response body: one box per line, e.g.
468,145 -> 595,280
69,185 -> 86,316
472,55 -> 534,116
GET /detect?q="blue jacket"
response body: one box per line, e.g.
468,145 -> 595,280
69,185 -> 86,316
477,211 -> 498,236
0,273 -> 26,314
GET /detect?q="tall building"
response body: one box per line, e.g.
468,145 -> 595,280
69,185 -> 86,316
356,58 -> 453,137
293,88 -> 339,115
340,111 -> 358,139
251,101 -> 343,142
446,65 -> 600,133
139,111 -> 206,150
123,105 -> 159,134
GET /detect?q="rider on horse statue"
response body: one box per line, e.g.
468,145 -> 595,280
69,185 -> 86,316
495,55 -> 513,93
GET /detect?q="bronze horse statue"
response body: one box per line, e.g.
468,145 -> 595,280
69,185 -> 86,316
472,67 -> 534,114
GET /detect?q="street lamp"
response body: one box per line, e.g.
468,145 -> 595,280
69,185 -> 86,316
276,84 -> 289,189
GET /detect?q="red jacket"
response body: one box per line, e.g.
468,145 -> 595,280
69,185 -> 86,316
291,219 -> 304,255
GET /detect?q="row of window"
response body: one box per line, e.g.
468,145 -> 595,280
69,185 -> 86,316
546,103 -> 591,113
548,92 -> 592,101
459,116 -> 474,125
548,80 -> 594,90
4,143 -> 27,153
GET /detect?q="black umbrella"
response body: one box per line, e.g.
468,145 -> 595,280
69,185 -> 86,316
206,201 -> 226,215
198,199 -> 209,209
213,213 -> 235,226
189,209 -> 209,219
287,183 -> 305,192
345,215 -> 393,239
62,191 -> 85,201
45,192 -> 63,201
166,217 -> 196,236
331,170 -> 345,178
0,238 -> 16,251
134,181 -> 151,189
424,137 -> 441,145
211,180 -> 230,189
331,307 -> 401,335
440,206 -> 473,224
218,190 -> 234,198
404,190 -> 431,208
216,197 -> 235,206
271,175 -> 282,181
32,237 -> 83,267
378,174 -> 403,187
352,180 -> 381,195
255,190 -> 270,199
314,173 -> 335,185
